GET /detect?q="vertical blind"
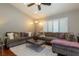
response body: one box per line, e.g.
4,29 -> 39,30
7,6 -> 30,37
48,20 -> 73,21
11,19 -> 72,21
43,17 -> 68,32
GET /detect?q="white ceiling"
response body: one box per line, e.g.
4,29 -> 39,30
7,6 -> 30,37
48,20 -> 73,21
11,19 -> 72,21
11,3 -> 79,19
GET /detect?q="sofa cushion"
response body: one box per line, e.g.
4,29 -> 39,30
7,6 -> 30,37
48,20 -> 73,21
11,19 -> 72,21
23,32 -> 28,37
20,32 -> 28,37
6,37 -> 28,44
45,32 -> 54,37
45,37 -> 56,40
51,39 -> 79,48
40,36 -> 57,41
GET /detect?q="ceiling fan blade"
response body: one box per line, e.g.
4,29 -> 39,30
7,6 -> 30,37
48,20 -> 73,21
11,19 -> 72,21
42,3 -> 51,6
27,3 -> 35,7
38,5 -> 41,10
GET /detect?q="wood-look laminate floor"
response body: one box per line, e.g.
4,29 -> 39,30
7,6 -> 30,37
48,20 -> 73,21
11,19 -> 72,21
0,48 -> 16,56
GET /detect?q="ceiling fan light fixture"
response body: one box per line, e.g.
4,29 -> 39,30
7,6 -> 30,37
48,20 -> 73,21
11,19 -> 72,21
35,3 -> 41,5
27,3 -> 51,11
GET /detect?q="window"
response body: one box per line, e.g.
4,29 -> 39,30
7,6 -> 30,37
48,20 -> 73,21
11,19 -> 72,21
53,19 -> 59,32
48,20 -> 53,32
59,17 -> 68,32
43,17 -> 68,32
43,20 -> 48,32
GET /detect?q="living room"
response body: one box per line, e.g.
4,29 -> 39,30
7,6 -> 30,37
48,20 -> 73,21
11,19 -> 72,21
0,3 -> 79,56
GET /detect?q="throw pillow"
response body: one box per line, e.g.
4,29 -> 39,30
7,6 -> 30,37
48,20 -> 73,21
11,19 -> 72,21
67,33 -> 76,42
28,32 -> 32,37
14,32 -> 20,39
64,33 -> 70,40
68,34 -> 75,41
59,33 -> 65,39
7,32 -> 14,40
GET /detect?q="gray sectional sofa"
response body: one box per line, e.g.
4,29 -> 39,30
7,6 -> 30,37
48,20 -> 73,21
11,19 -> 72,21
5,32 -> 31,48
38,32 -> 78,45
4,31 -> 78,56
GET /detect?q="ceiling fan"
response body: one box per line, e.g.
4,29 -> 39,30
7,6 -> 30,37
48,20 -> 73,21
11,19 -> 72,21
27,3 -> 51,11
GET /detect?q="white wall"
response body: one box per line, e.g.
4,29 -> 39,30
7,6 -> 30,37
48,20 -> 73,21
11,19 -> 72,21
46,10 -> 79,33
0,3 -> 31,35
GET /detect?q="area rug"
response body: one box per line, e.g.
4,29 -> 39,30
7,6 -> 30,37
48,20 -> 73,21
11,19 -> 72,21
10,43 -> 57,56
26,44 -> 44,52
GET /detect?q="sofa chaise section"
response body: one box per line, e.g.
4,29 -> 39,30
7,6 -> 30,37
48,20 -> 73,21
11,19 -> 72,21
51,39 -> 79,56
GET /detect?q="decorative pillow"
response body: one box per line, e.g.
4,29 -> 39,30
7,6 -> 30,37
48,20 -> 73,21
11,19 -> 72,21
23,33 -> 28,37
7,32 -> 14,40
64,33 -> 70,40
66,33 -> 76,42
14,32 -> 20,39
58,33 -> 65,39
28,32 -> 32,37
68,34 -> 75,41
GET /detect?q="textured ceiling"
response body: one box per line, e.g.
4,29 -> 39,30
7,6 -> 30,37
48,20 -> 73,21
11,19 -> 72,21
11,3 -> 79,19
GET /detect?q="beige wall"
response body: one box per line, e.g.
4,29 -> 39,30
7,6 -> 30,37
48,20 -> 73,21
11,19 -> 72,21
0,3 -> 31,35
0,3 -> 79,36
26,19 -> 44,32
0,3 -> 44,36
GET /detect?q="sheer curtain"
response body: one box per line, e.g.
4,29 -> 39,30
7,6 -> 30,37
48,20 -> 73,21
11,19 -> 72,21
48,20 -> 53,32
43,20 -> 48,32
53,19 -> 59,32
43,17 -> 68,32
59,17 -> 68,32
